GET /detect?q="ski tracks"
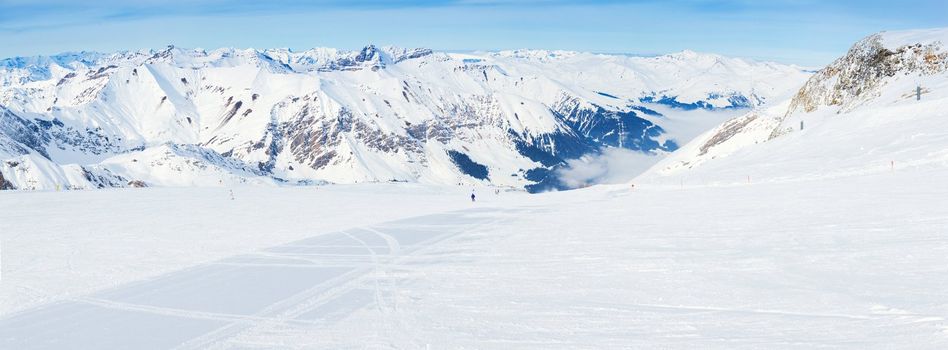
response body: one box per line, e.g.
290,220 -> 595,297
0,208 -> 507,350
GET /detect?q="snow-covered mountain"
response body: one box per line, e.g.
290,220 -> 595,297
639,28 -> 948,186
0,45 -> 809,191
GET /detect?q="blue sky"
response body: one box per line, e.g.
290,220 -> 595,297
1,0 -> 946,66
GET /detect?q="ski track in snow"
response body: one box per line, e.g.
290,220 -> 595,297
0,207 -> 508,349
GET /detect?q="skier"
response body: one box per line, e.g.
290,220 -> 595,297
471,192 -> 476,202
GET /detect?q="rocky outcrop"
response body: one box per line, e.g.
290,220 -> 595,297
785,34 -> 947,117
0,169 -> 14,190
700,113 -> 758,156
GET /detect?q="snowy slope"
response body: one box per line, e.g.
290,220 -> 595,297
639,28 -> 948,186
0,45 -> 808,192
2,164 -> 948,349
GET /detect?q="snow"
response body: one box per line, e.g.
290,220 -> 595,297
880,27 -> 948,49
2,166 -> 947,348
0,184 -> 488,317
299,170 -> 948,349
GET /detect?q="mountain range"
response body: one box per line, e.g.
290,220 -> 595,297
0,44 -> 811,191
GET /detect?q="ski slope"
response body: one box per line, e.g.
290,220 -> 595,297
1,166 -> 947,349
0,184 -> 491,317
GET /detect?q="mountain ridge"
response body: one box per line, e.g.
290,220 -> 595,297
638,27 -> 948,186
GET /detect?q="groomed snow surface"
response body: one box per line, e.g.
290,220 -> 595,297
1,165 -> 947,349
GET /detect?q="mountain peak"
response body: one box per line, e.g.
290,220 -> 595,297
355,45 -> 381,62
